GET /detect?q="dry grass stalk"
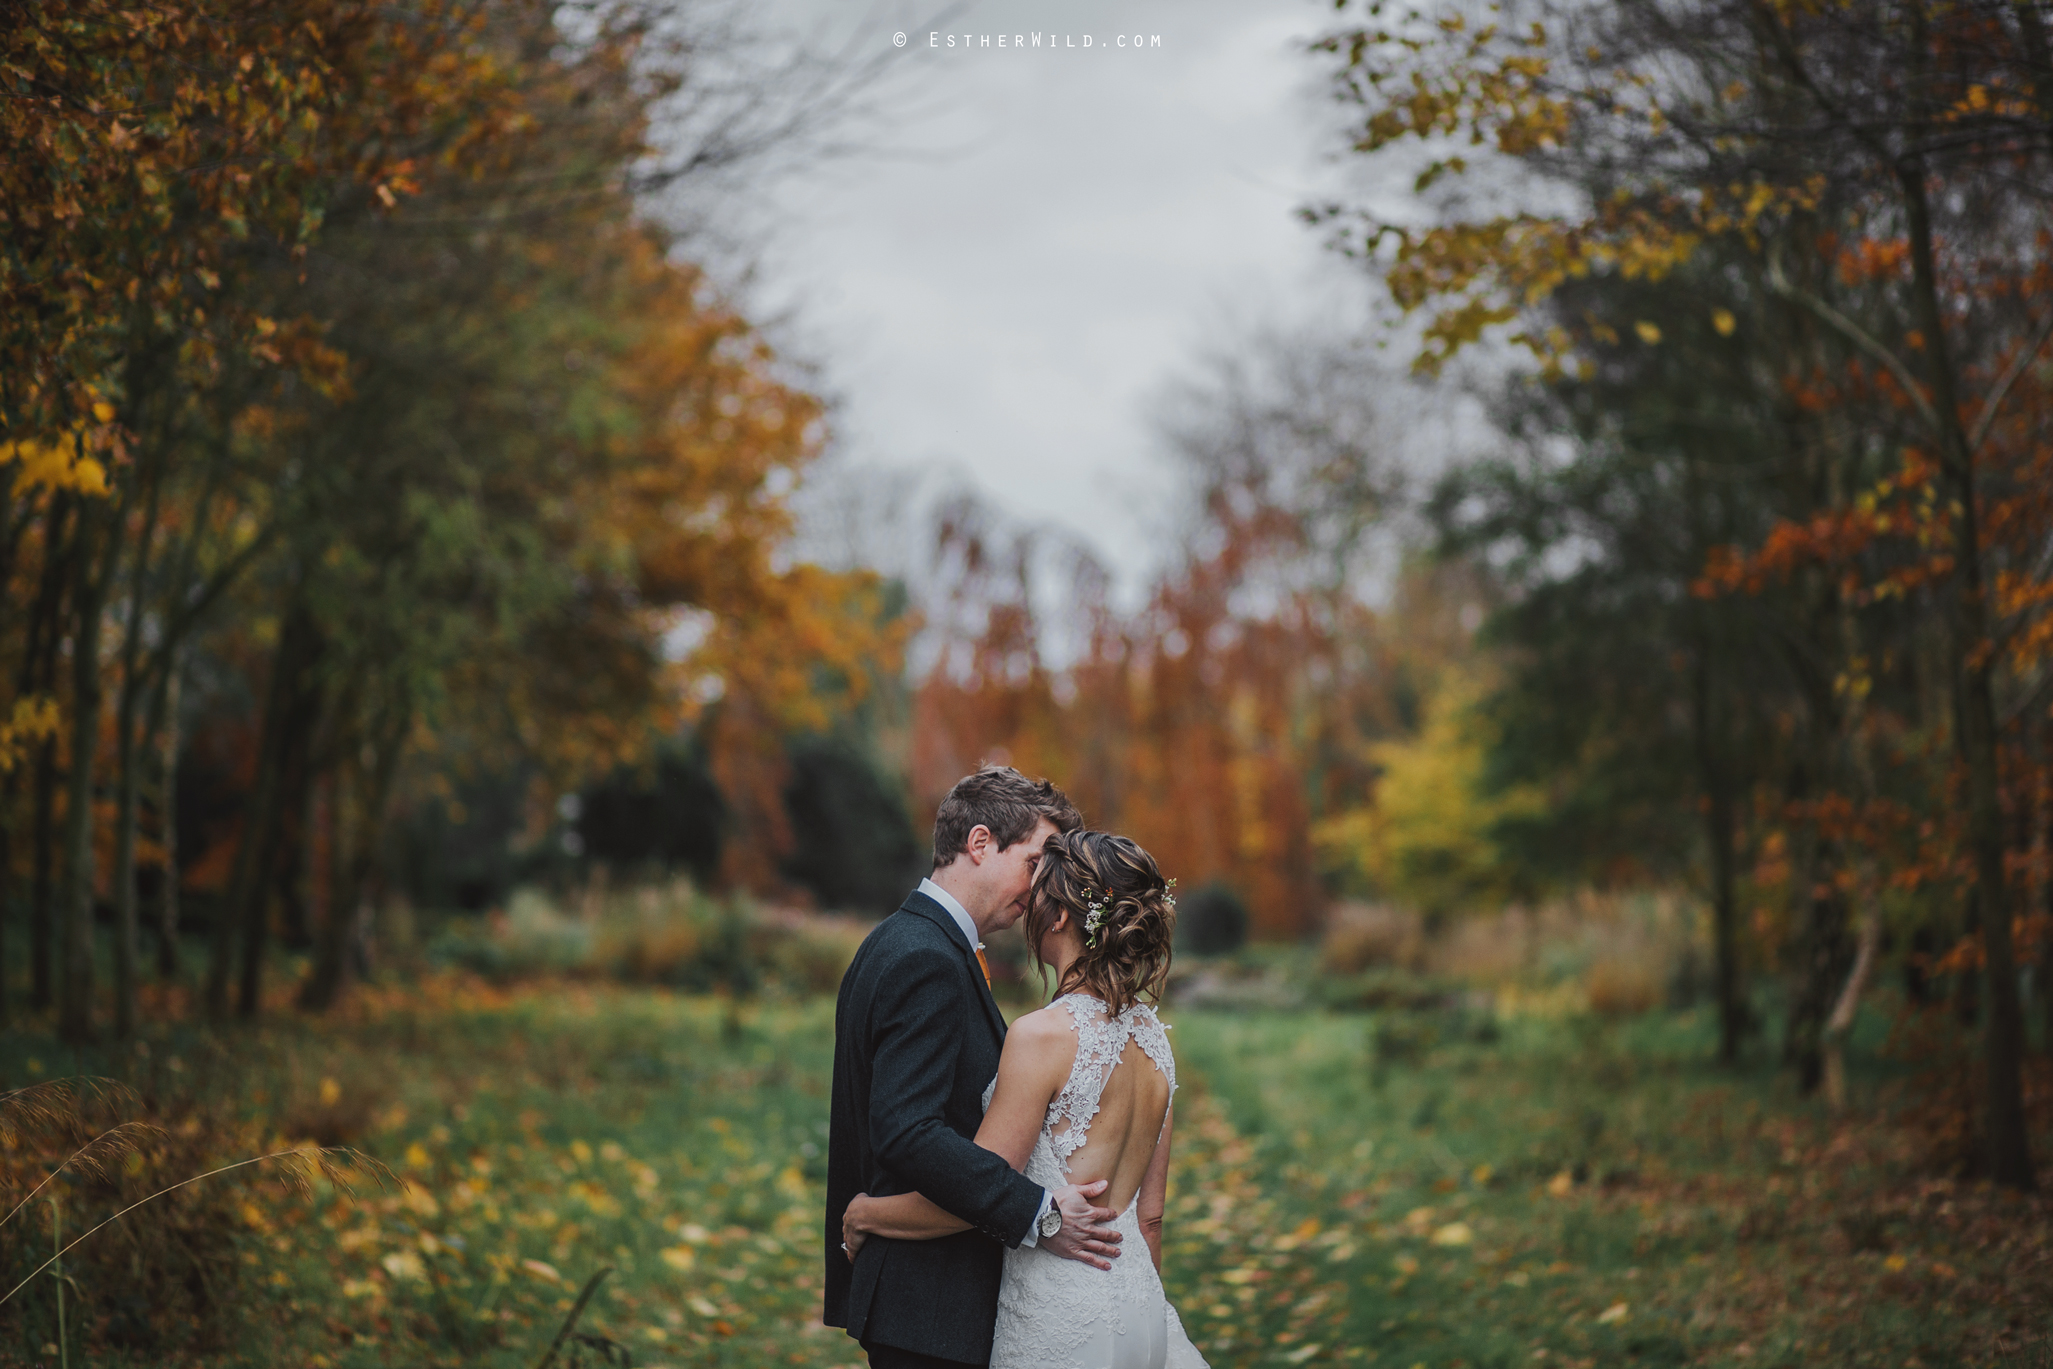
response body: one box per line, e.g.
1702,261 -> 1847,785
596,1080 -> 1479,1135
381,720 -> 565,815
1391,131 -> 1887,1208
0,1076 -> 394,1313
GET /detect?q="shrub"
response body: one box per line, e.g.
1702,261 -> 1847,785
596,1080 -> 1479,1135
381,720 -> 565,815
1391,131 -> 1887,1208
1585,956 -> 1661,1018
780,737 -> 924,915
1321,902 -> 1422,974
427,878 -> 866,995
1176,881 -> 1249,957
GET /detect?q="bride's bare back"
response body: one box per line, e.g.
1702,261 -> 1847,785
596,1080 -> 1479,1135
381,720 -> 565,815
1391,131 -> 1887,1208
1049,1030 -> 1171,1212
978,993 -> 1175,1217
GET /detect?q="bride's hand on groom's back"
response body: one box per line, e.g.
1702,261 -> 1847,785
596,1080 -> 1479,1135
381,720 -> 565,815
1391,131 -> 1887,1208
1044,1180 -> 1122,1271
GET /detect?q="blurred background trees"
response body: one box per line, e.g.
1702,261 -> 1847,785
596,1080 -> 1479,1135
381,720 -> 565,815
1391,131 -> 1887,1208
2,0 -> 2049,1201
1,0 -> 899,1033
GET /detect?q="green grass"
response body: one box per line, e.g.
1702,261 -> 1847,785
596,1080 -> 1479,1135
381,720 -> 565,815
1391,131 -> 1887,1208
0,980 -> 2044,1367
1162,1001 -> 2049,1368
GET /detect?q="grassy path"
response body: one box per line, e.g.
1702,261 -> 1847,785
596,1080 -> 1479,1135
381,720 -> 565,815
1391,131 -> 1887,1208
0,983 -> 2044,1366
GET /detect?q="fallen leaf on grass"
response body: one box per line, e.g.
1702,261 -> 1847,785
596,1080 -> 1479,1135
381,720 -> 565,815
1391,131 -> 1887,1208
1429,1222 -> 1473,1246
1595,1302 -> 1628,1324
381,1251 -> 425,1281
521,1258 -> 561,1282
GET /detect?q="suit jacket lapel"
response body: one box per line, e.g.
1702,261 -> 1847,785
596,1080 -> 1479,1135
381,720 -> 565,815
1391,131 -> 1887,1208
900,892 -> 1010,1042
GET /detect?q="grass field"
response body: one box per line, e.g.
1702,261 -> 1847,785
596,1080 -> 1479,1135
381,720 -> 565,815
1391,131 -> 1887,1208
0,976 -> 2046,1368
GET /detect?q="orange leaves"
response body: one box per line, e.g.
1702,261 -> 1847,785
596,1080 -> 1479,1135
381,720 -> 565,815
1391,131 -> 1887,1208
1694,450 -> 1949,603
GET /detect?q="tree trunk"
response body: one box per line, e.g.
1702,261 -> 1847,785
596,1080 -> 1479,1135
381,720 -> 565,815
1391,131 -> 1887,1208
1691,611 -> 1744,1064
204,619 -> 298,1019
206,605 -> 323,1021
0,776 -> 11,1030
1822,904 -> 1882,1109
300,705 -> 406,1012
29,734 -> 57,1012
250,665 -> 322,1018
58,502 -> 116,1045
1901,164 -> 2037,1190
156,665 -> 181,983
24,496 -> 72,1013
109,455 -> 166,1038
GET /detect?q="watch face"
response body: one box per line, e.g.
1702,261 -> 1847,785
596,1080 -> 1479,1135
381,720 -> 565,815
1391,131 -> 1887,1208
1040,1208 -> 1062,1237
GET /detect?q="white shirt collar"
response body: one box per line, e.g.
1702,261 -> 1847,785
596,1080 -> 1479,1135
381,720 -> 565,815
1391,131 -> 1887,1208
917,877 -> 982,950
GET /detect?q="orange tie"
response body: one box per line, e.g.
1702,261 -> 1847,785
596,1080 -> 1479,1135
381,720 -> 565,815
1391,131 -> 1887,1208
975,947 -> 993,988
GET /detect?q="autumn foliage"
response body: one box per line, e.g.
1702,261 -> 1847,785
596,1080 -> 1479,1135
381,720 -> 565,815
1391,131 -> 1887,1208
0,1 -> 892,1034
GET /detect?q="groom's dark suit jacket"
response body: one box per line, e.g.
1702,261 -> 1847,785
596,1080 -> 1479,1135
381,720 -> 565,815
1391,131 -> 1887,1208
824,889 -> 1046,1364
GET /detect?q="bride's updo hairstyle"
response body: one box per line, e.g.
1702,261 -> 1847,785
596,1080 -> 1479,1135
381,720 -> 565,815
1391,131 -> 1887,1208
1023,830 -> 1177,1016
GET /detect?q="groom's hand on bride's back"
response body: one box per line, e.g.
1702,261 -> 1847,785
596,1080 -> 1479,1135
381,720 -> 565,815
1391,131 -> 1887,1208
1043,1180 -> 1122,1270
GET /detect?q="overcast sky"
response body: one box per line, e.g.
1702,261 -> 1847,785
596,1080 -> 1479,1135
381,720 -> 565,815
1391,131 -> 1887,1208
722,0 -> 1392,598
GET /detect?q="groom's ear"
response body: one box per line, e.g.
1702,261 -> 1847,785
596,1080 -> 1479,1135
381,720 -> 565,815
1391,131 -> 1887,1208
964,824 -> 994,864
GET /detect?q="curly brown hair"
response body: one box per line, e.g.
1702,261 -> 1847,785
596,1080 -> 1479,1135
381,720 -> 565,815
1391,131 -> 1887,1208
931,766 -> 1083,870
1022,830 -> 1176,1016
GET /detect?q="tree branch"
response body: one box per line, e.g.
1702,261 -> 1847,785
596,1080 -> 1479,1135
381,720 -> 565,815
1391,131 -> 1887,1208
1968,309 -> 2053,454
1763,243 -> 1944,439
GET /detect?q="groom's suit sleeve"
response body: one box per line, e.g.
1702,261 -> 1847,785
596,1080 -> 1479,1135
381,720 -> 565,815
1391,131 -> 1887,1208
868,943 -> 1046,1247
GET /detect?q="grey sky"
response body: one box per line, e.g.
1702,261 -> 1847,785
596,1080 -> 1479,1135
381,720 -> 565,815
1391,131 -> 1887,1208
735,0 -> 1383,597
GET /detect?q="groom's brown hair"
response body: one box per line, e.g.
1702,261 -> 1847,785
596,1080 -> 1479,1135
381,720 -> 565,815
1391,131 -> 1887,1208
931,766 -> 1082,870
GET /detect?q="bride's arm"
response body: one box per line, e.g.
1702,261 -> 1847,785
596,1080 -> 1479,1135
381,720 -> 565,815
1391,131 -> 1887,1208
1136,1104 -> 1174,1274
843,1011 -> 1074,1257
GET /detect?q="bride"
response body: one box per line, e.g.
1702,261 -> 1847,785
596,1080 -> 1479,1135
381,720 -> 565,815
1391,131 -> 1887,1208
842,830 -> 1209,1369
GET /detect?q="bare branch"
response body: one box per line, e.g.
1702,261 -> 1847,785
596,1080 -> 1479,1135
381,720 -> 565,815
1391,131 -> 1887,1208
1969,309 -> 2053,453
1763,243 -> 1944,440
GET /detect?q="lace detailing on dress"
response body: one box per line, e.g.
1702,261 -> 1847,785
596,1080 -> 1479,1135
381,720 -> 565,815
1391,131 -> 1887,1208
988,996 -> 1206,1369
1044,995 -> 1177,1175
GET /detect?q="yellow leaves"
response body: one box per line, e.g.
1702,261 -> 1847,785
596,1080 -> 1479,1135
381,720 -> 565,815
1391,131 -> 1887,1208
1595,1302 -> 1629,1324
1315,663 -> 1542,916
318,1077 -> 342,1106
1633,321 -> 1662,345
1429,1221 -> 1474,1246
658,1244 -> 695,1272
0,696 -> 61,774
4,433 -> 110,498
1271,1218 -> 1323,1251
519,1257 -> 561,1283
1712,308 -> 1736,336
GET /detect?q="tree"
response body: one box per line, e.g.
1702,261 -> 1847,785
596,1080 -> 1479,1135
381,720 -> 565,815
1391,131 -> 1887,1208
1311,0 -> 2052,1185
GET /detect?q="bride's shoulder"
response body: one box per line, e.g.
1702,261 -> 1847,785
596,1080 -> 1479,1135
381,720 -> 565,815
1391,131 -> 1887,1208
997,1003 -> 1081,1087
1008,1001 -> 1084,1043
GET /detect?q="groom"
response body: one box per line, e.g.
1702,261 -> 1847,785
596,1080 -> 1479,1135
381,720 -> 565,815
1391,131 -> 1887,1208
825,766 -> 1123,1368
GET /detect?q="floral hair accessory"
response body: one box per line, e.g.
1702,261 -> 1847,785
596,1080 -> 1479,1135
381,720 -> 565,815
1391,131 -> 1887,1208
1164,877 -> 1177,910
1082,892 -> 1107,948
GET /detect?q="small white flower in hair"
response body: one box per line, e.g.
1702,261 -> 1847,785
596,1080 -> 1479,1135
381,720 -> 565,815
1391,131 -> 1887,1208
1083,894 -> 1107,947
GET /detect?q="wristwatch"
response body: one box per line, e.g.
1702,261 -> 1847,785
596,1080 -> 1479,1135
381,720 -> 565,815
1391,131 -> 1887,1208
1039,1203 -> 1063,1240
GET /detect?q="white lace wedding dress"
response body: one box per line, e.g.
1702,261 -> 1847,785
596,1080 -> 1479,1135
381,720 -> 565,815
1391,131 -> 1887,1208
987,994 -> 1209,1369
